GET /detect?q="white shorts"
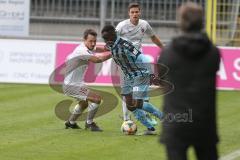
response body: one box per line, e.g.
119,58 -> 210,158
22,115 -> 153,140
63,84 -> 90,101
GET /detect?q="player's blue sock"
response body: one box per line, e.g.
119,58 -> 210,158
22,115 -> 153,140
142,102 -> 163,120
132,108 -> 155,130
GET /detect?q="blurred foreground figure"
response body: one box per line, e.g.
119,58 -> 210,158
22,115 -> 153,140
158,2 -> 220,160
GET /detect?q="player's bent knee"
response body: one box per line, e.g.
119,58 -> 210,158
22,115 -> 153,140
87,92 -> 102,104
95,98 -> 101,104
88,97 -> 101,104
94,95 -> 102,104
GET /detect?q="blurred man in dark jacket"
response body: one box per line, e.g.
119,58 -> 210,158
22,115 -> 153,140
158,2 -> 220,160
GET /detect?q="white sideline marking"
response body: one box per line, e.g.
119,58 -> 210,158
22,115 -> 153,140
220,150 -> 240,160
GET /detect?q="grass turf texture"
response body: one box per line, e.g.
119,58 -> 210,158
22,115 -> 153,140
0,83 -> 239,160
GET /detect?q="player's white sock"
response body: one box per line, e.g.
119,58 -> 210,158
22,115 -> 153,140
69,104 -> 83,124
86,103 -> 99,124
122,96 -> 131,121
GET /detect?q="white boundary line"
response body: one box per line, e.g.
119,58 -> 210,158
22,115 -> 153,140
220,149 -> 240,160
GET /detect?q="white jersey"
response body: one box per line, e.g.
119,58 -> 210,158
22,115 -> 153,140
116,19 -> 154,50
64,43 -> 93,86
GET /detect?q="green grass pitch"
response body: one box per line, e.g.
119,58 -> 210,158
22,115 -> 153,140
0,84 -> 239,160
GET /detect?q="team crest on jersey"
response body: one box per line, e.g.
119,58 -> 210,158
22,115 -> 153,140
141,27 -> 144,33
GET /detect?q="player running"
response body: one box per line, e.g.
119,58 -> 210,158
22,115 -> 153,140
64,29 -> 111,131
101,25 -> 163,135
116,2 -> 163,123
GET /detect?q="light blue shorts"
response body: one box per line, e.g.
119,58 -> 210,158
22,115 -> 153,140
121,76 -> 150,100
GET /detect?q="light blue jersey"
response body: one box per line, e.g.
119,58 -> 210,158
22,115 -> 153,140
109,36 -> 163,130
109,37 -> 151,98
110,37 -> 150,79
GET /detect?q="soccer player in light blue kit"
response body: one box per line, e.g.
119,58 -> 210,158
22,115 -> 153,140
116,3 -> 163,123
101,25 -> 163,134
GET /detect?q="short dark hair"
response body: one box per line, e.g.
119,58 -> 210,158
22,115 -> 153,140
101,25 -> 116,40
179,2 -> 203,32
83,29 -> 97,40
101,25 -> 115,34
128,2 -> 141,11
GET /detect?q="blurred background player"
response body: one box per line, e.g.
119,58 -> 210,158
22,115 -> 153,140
64,29 -> 111,131
158,2 -> 220,160
101,25 -> 163,135
116,2 -> 164,123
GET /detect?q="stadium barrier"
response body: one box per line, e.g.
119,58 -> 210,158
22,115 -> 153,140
0,39 -> 56,84
0,39 -> 239,90
206,0 -> 240,46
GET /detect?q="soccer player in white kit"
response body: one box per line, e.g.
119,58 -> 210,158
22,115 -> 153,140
116,2 -> 163,122
64,29 -> 111,131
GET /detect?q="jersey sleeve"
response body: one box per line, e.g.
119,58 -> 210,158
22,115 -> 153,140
145,21 -> 154,37
74,47 -> 93,61
116,22 -> 123,36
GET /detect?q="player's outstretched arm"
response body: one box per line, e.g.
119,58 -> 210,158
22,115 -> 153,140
94,46 -> 110,52
151,35 -> 164,48
88,52 -> 112,63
